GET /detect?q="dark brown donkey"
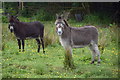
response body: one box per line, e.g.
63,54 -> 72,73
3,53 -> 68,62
8,15 -> 45,53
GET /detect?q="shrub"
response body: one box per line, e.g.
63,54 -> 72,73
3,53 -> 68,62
108,23 -> 118,42
35,9 -> 54,21
44,26 -> 59,47
2,16 -> 8,23
81,13 -> 111,26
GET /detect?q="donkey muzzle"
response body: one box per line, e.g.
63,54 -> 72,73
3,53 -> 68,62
57,27 -> 63,36
9,26 -> 14,33
57,31 -> 62,36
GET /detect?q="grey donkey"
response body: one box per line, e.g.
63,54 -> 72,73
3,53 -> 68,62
55,14 -> 101,64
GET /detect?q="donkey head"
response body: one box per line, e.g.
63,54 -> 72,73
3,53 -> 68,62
55,14 -> 69,36
8,15 -> 19,33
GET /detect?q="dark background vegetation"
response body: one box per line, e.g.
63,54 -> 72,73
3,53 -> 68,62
2,2 -> 119,26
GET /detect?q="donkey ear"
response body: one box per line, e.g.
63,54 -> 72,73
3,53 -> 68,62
15,14 -> 19,18
7,13 -> 10,17
61,14 -> 64,19
7,13 -> 11,19
56,14 -> 58,17
15,15 -> 18,18
56,14 -> 59,19
15,16 -> 18,19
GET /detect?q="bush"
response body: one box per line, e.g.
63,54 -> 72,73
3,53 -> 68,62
108,23 -> 118,42
98,28 -> 111,54
21,8 -> 34,18
2,16 -> 8,23
44,24 -> 59,47
81,13 -> 112,26
35,9 -> 54,21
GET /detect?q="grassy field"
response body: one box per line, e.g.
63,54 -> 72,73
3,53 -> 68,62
2,21 -> 119,78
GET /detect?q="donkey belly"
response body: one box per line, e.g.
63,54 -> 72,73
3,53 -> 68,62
25,28 -> 41,39
72,44 -> 88,48
15,31 -> 40,40
26,33 -> 39,38
71,41 -> 90,48
71,28 -> 94,48
71,36 -> 91,48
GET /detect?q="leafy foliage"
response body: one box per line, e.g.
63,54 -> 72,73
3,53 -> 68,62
2,16 -> 8,23
35,9 -> 54,21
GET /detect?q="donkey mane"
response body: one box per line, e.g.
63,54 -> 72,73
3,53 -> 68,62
63,19 -> 69,27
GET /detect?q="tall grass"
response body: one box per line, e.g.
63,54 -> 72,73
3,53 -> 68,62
43,21 -> 59,47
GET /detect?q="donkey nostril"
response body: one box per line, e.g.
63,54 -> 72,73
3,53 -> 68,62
59,31 -> 61,33
58,31 -> 62,34
58,31 -> 62,35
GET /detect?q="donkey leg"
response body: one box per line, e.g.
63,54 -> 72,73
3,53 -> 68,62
40,38 -> 45,53
17,39 -> 21,52
36,39 -> 41,53
22,40 -> 25,52
89,45 -> 97,64
94,44 -> 101,64
64,47 -> 75,69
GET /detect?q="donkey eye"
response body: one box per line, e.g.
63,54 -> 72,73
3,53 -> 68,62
60,24 -> 64,28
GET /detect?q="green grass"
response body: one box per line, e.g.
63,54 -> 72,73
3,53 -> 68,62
2,21 -> 119,78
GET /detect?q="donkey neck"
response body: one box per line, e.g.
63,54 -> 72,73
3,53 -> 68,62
13,22 -> 23,35
60,26 -> 71,39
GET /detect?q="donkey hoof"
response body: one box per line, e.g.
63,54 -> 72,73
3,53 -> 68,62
43,51 -> 45,54
37,50 -> 40,53
98,61 -> 100,64
90,61 -> 94,64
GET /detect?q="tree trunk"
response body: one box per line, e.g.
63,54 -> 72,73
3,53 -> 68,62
82,2 -> 90,14
18,2 -> 24,16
